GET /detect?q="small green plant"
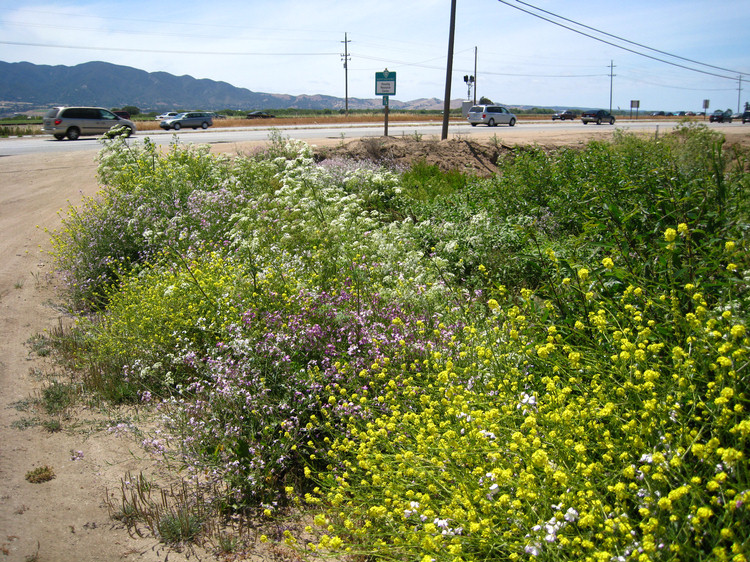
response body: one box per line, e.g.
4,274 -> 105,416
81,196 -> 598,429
41,419 -> 62,433
40,380 -> 73,415
156,508 -> 203,545
25,466 -> 55,483
26,334 -> 50,357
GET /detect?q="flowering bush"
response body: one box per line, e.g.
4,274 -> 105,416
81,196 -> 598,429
49,126 -> 749,558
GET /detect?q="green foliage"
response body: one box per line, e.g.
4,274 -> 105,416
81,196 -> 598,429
40,380 -> 74,415
48,125 -> 750,559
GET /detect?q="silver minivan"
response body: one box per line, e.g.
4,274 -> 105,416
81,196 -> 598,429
42,107 -> 136,140
467,105 -> 516,127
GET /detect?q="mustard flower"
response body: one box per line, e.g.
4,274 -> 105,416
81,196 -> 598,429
677,223 -> 688,234
602,257 -> 614,269
727,263 -> 738,272
578,268 -> 590,282
664,228 -> 677,242
725,240 -> 736,252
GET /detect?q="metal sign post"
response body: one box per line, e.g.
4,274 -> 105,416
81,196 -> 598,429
375,69 -> 396,137
630,100 -> 640,120
383,95 -> 389,136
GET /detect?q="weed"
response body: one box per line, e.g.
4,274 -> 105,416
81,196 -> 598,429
41,419 -> 62,433
26,334 -> 50,357
11,418 -> 39,430
25,466 -> 55,483
157,508 -> 203,544
40,380 -> 74,415
49,127 -> 750,560
9,398 -> 35,411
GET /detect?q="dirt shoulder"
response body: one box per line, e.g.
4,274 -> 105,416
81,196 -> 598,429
0,127 -> 747,561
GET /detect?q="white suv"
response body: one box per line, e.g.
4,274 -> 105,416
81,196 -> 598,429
467,105 -> 516,127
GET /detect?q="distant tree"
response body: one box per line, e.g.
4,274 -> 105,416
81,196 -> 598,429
122,106 -> 140,116
479,96 -> 493,105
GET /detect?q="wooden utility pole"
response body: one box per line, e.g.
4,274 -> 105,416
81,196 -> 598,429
341,33 -> 351,116
441,0 -> 457,140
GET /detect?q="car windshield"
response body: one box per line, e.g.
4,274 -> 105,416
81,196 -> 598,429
174,113 -> 188,118
469,106 -> 484,112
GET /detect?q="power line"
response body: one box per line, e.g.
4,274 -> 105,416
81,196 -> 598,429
496,0 -> 741,81
0,40 -> 337,56
510,0 -> 747,77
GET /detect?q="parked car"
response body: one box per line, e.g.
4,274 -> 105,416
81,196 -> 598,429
247,111 -> 275,119
467,105 -> 516,127
155,111 -> 179,121
742,111 -> 750,124
651,111 -> 666,116
159,112 -> 213,130
113,110 -> 130,119
709,110 -> 732,123
552,110 -> 577,121
42,106 -> 136,140
581,109 -> 615,125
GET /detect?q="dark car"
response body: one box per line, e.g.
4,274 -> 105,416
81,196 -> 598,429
113,110 -> 130,119
247,111 -> 275,119
581,109 -> 615,125
709,110 -> 732,123
552,110 -> 577,121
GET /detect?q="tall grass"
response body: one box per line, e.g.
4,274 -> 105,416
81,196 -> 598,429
47,124 -> 749,558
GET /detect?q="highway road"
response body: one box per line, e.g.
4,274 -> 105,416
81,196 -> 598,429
0,119 -> 744,156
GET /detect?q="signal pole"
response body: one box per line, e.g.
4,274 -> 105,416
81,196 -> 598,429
341,33 -> 351,116
473,46 -> 477,105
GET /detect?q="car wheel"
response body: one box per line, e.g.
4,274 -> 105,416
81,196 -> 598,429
471,123 -> 477,127
509,118 -> 516,127
596,118 -> 602,125
67,127 -> 80,140
609,118 -> 615,125
54,134 -> 65,140
488,118 -> 496,127
201,122 -> 209,129
173,123 -> 181,130
582,121 -> 588,125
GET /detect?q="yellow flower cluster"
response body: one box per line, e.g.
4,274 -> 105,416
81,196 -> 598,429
307,265 -> 749,561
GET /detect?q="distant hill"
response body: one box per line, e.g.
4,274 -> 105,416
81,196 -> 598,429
0,60 -> 459,112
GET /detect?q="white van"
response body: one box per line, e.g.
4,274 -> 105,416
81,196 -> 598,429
42,107 -> 136,140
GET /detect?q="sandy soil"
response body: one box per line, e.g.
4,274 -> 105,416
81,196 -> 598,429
0,126 -> 747,561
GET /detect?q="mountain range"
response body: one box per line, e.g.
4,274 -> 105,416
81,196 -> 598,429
0,60 -> 461,113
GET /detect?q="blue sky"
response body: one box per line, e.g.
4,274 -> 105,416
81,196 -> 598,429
1,0 -> 748,112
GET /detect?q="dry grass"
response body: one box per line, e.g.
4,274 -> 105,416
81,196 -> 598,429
134,113 -> 467,132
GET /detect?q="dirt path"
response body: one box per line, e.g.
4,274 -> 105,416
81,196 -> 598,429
0,126 -> 746,561
0,151 -> 207,562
